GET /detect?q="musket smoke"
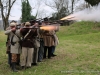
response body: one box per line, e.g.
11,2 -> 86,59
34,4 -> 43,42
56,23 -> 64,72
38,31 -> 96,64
61,3 -> 100,22
40,25 -> 58,31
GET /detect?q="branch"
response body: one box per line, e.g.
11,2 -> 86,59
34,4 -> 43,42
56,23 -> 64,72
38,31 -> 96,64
0,0 -> 5,20
45,0 -> 57,11
7,0 -> 16,19
11,0 -> 16,7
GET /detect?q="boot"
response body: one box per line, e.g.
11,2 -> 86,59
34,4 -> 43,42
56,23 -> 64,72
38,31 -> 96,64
12,62 -> 18,72
51,53 -> 57,57
16,61 -> 20,66
10,63 -> 12,68
32,63 -> 38,66
16,54 -> 20,66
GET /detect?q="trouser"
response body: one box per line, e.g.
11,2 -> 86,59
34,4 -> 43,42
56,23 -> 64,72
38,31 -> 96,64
11,53 -> 17,62
32,47 -> 39,63
16,54 -> 20,65
20,47 -> 34,67
43,46 -> 52,58
8,53 -> 12,66
38,40 -> 44,61
51,46 -> 56,54
11,53 -> 20,71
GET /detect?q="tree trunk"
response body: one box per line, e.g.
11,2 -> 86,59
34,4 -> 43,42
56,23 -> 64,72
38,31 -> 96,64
0,0 -> 16,30
71,0 -> 75,14
3,19 -> 9,30
2,16 -> 9,30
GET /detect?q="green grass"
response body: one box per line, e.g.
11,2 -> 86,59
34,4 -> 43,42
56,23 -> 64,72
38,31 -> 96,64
58,21 -> 100,36
0,21 -> 100,75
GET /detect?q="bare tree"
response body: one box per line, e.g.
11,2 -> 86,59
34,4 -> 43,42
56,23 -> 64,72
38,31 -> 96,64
71,0 -> 75,13
0,7 -> 1,18
33,0 -> 44,18
75,1 -> 91,12
0,0 -> 16,30
85,0 -> 100,6
70,0 -> 81,13
37,9 -> 47,18
45,0 -> 70,19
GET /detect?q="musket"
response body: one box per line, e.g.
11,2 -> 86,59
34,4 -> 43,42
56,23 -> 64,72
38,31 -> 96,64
60,16 -> 75,20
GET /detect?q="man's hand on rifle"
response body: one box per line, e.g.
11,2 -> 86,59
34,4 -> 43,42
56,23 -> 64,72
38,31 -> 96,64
11,28 -> 16,32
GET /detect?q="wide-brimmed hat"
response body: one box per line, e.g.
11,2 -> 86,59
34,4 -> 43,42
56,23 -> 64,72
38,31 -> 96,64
44,17 -> 49,22
25,22 -> 31,26
10,23 -> 16,26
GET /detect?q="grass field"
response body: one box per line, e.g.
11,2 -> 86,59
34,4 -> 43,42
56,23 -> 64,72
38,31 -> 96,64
0,21 -> 100,75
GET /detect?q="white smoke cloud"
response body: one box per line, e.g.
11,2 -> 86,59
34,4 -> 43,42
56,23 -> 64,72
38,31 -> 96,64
64,3 -> 100,22
75,4 -> 100,22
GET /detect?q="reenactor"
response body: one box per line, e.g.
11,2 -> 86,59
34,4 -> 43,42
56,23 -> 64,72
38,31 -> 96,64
20,22 -> 38,69
5,22 -> 21,72
51,30 -> 59,57
51,23 -> 60,57
31,21 -> 40,65
6,20 -> 18,68
42,18 -> 55,59
38,21 -> 45,62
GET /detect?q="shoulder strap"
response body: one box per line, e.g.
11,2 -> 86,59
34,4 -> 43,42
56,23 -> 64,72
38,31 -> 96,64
11,35 -> 14,45
13,32 -> 21,40
24,29 -> 31,39
13,29 -> 31,40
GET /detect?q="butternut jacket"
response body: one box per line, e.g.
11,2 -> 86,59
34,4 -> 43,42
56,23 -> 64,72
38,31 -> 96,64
5,29 -> 21,54
43,30 -> 55,47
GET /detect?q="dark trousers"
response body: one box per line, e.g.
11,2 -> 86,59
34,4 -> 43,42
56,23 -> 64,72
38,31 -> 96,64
16,54 -> 20,65
8,53 -> 12,66
33,47 -> 39,63
43,46 -> 52,58
52,46 -> 56,54
38,40 -> 44,61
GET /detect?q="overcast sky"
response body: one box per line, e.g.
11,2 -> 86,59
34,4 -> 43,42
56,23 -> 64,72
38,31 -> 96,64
9,0 -> 55,20
0,0 -> 85,20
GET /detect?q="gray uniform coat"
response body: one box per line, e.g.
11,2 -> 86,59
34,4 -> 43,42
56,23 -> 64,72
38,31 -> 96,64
5,29 -> 21,54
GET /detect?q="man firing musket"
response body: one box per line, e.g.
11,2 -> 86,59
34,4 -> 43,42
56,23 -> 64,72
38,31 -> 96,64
5,22 -> 21,72
20,22 -> 38,69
